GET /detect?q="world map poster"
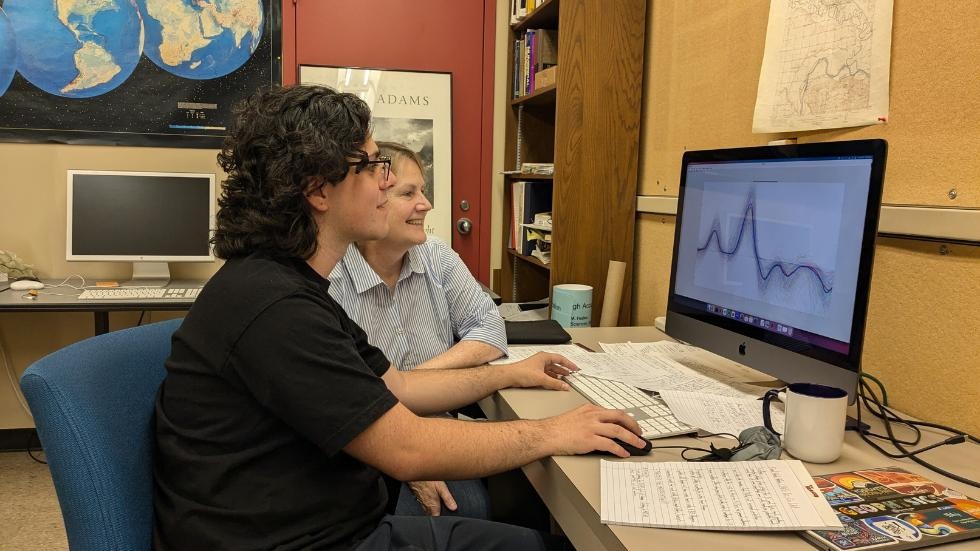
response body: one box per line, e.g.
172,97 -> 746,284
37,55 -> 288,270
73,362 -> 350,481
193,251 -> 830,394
0,0 -> 280,147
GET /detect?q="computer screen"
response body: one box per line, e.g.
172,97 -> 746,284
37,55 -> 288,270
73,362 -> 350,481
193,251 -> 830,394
67,170 -> 215,285
665,140 -> 887,402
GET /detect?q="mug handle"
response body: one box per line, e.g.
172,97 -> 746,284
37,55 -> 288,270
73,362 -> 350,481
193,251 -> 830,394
762,389 -> 782,436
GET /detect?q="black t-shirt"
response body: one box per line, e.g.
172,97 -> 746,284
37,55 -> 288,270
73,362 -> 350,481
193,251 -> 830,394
153,253 -> 397,551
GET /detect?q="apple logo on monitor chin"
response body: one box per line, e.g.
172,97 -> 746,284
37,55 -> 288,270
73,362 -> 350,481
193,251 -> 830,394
738,342 -> 747,355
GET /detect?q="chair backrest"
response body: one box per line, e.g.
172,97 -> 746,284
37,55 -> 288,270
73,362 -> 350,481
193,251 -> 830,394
20,318 -> 182,551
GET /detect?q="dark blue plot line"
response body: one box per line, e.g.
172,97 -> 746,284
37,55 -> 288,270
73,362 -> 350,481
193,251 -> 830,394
696,197 -> 833,294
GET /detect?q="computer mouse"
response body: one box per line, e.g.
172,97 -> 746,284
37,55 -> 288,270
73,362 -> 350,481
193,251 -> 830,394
602,437 -> 653,457
10,277 -> 44,291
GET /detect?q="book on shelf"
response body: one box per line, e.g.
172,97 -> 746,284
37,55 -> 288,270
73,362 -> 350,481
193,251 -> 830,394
530,241 -> 551,264
526,29 -> 535,93
524,226 -> 551,244
511,0 -> 528,23
803,466 -> 980,551
509,180 -> 553,256
512,39 -> 521,98
533,29 -> 558,74
513,28 -> 558,98
520,162 -> 554,175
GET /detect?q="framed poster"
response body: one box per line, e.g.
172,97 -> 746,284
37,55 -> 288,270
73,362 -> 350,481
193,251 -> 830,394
299,65 -> 452,244
0,0 -> 281,147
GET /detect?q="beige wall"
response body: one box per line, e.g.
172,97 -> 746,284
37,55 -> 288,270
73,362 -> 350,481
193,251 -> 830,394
0,144 -> 223,429
490,0 -> 511,286
633,1 -> 980,435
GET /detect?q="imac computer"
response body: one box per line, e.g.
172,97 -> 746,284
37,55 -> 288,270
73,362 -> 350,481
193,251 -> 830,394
67,170 -> 215,287
665,139 -> 887,403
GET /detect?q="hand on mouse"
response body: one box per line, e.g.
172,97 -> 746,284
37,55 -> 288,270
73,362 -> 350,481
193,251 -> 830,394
544,404 -> 647,458
505,352 -> 578,391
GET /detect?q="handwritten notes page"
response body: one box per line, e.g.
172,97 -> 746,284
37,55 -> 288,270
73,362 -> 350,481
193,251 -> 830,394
600,460 -> 842,531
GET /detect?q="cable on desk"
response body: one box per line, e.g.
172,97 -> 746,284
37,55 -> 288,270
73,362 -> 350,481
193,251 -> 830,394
48,274 -> 86,290
33,274 -> 89,297
855,373 -> 979,488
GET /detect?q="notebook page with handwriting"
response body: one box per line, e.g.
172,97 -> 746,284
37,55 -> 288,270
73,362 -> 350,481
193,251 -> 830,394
600,460 -> 843,531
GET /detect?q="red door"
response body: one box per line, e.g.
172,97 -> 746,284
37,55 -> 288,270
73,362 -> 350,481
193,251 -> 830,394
281,0 -> 496,284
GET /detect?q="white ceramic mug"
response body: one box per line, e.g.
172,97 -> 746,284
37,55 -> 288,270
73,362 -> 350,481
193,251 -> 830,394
763,383 -> 847,463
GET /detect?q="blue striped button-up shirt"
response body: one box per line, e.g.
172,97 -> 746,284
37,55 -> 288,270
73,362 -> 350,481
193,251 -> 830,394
327,237 -> 507,371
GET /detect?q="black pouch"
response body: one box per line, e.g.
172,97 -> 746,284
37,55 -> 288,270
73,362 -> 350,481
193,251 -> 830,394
504,320 -> 572,344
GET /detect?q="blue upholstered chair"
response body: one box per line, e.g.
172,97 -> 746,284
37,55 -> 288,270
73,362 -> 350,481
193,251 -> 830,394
20,318 -> 182,551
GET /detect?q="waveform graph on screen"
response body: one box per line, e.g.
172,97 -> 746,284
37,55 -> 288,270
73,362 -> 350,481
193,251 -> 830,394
693,183 -> 845,316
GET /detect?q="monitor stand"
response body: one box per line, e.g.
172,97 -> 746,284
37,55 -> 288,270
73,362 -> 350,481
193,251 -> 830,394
122,261 -> 171,288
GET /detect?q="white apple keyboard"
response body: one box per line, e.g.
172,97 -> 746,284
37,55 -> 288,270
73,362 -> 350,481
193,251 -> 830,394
77,288 -> 201,300
565,372 -> 696,439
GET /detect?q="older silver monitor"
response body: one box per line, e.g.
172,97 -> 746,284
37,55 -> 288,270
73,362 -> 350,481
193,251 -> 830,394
665,140 -> 887,403
67,170 -> 215,286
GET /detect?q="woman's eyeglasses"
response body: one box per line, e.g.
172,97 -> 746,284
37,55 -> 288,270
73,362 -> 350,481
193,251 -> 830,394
349,154 -> 391,180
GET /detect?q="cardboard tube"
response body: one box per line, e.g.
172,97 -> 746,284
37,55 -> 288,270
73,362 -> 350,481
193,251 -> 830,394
599,260 -> 626,327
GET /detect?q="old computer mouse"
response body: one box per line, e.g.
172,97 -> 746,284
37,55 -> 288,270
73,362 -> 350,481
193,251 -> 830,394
10,277 -> 44,291
602,437 -> 653,457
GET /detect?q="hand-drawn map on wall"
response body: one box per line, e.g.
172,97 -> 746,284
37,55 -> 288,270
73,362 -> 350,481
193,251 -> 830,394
752,0 -> 893,133
0,0 -> 280,147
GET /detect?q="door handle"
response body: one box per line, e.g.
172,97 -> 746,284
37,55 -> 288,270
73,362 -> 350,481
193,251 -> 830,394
456,217 -> 473,235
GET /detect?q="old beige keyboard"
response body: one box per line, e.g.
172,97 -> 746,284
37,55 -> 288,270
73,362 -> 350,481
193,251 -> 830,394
77,288 -> 201,300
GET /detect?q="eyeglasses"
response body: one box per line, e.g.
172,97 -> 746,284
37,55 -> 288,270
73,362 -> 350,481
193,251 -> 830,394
348,154 -> 391,181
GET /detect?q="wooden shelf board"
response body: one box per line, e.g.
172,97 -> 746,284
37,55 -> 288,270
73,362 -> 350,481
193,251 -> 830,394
512,0 -> 559,32
507,248 -> 551,271
511,84 -> 556,107
503,173 -> 554,180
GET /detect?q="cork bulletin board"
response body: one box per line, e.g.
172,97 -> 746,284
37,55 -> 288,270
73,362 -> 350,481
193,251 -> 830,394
633,0 -> 980,435
638,0 -> 980,209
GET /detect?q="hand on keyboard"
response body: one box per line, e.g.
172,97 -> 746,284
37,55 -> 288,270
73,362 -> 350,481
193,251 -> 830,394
564,372 -> 695,439
544,404 -> 648,459
505,352 -> 579,391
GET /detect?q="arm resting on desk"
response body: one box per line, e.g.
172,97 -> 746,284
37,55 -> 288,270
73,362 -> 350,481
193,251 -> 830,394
386,352 -> 570,415
414,340 -> 504,371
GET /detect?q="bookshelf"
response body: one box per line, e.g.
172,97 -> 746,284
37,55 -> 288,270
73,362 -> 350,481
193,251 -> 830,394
498,0 -> 646,326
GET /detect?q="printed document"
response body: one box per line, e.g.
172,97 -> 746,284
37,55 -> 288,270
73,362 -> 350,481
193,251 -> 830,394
658,390 -> 785,435
575,352 -> 762,399
600,460 -> 843,531
490,344 -> 592,364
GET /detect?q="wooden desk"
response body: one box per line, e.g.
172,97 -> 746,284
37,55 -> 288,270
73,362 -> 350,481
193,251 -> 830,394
0,279 -> 203,335
479,326 -> 980,551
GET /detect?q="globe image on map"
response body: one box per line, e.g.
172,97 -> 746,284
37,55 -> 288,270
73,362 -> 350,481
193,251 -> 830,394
0,8 -> 17,96
138,0 -> 263,80
3,0 -> 143,98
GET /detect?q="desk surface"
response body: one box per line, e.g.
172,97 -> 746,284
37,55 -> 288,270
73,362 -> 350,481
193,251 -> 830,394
0,278 -> 204,335
0,278 -> 204,312
479,326 -> 980,551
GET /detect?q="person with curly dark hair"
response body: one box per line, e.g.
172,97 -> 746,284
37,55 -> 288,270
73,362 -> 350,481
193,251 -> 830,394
153,85 -> 646,551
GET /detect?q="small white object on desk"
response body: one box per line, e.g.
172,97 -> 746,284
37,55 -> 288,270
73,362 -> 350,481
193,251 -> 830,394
10,279 -> 44,291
